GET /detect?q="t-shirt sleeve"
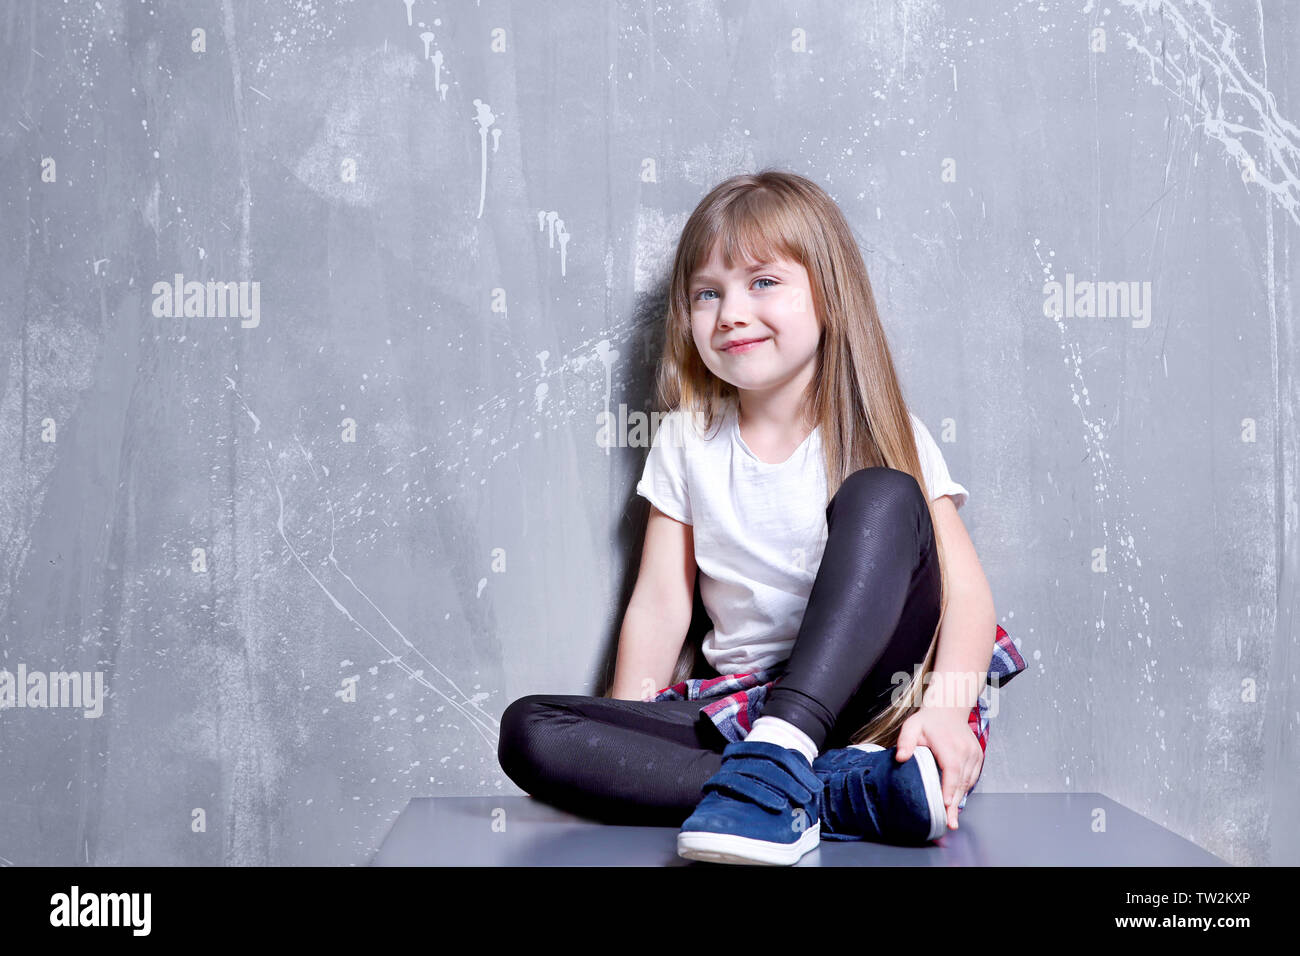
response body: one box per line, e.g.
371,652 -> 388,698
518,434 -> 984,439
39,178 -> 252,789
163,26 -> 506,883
909,412 -> 970,510
635,410 -> 693,525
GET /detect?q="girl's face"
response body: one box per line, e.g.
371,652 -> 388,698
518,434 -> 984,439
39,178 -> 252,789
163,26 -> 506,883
687,244 -> 821,405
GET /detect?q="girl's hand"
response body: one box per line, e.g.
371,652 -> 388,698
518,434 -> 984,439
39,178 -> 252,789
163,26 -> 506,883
895,706 -> 983,831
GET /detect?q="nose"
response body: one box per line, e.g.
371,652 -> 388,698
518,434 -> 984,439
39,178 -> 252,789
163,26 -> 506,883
718,302 -> 749,331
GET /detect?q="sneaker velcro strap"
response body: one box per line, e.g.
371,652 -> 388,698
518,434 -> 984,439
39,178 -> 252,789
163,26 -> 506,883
701,770 -> 788,812
723,741 -> 823,796
725,758 -> 817,806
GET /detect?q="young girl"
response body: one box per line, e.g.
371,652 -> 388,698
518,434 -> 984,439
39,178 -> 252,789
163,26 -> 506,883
498,170 -> 1025,865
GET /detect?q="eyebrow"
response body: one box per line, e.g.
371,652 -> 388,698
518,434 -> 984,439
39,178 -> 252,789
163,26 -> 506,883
689,261 -> 786,285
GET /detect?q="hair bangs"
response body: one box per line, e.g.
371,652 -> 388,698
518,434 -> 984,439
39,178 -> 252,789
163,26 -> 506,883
693,193 -> 806,279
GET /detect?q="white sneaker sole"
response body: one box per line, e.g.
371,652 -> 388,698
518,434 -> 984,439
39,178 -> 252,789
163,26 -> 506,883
910,746 -> 949,841
850,742 -> 947,842
677,821 -> 820,866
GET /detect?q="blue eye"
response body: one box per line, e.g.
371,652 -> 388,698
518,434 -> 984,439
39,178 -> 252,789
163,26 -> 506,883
692,277 -> 778,301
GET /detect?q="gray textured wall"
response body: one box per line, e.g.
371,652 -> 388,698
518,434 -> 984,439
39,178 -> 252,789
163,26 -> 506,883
0,0 -> 1295,867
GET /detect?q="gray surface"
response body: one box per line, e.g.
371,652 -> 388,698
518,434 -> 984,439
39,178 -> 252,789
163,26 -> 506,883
1,0 -> 1296,868
372,794 -> 1228,867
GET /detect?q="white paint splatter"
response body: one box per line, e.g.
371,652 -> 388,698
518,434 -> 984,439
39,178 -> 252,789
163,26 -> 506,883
537,209 -> 570,276
224,376 -> 261,433
1118,0 -> 1300,225
474,98 -> 498,219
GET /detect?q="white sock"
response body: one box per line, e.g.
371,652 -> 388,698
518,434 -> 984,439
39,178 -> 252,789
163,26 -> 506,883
745,716 -> 819,765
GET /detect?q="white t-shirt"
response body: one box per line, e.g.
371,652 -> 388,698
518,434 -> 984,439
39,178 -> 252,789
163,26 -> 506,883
635,402 -> 969,676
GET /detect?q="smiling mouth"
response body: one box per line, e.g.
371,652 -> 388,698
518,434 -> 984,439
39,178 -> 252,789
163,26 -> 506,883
722,337 -> 769,353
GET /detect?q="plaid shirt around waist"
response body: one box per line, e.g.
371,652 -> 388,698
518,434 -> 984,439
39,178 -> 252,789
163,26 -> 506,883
652,624 -> 1027,802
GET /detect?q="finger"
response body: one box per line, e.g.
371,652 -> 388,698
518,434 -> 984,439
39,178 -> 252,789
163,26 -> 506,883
895,721 -> 919,762
968,750 -> 984,793
939,749 -> 969,830
940,759 -> 962,814
970,751 -> 985,791
951,772 -> 970,828
951,756 -> 979,828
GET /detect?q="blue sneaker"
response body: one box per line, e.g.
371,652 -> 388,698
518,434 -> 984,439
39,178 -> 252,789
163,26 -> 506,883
811,743 -> 948,844
677,739 -> 822,865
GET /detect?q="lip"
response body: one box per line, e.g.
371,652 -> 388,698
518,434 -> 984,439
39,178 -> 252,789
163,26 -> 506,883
721,337 -> 769,353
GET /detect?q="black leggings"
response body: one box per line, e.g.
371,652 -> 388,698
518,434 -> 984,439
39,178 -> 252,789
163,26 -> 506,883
497,466 -> 942,826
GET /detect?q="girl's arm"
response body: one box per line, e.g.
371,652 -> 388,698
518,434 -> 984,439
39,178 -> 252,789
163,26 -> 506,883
922,495 -> 998,713
897,495 -> 996,831
607,505 -> 698,700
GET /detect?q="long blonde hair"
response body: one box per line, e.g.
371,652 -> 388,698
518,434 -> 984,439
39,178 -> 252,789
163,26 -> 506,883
652,168 -> 948,749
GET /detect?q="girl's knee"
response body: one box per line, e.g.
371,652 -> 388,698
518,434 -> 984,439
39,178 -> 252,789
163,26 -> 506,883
828,466 -> 928,526
497,694 -> 553,782
841,465 -> 922,501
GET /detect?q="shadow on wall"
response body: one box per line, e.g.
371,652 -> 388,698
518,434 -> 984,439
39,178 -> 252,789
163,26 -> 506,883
594,546 -> 716,699
591,283 -> 720,699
